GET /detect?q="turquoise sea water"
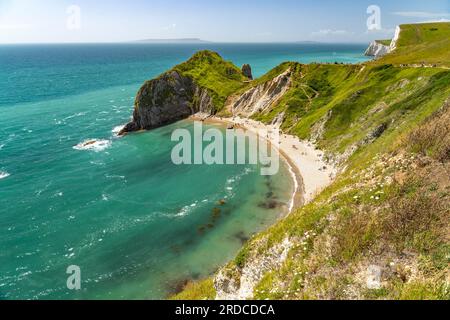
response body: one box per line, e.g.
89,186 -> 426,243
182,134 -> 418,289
0,43 -> 370,299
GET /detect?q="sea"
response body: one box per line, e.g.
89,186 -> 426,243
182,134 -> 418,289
0,43 -> 370,299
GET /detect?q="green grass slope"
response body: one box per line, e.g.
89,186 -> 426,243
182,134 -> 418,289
378,22 -> 450,67
253,62 -> 449,159
173,50 -> 248,110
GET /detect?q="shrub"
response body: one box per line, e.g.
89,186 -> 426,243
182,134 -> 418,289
407,99 -> 450,162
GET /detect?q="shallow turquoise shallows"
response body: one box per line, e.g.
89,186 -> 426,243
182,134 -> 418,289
0,43 -> 370,299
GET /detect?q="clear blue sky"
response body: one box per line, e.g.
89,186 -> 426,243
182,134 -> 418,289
0,0 -> 449,43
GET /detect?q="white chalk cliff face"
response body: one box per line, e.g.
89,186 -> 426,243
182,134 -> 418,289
390,26 -> 401,51
364,41 -> 391,58
365,25 -> 402,58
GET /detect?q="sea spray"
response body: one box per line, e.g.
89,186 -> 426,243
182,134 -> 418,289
0,171 -> 10,179
73,139 -> 111,152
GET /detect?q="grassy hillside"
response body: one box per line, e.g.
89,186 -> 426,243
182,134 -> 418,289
246,102 -> 449,300
172,23 -> 450,300
173,50 -> 248,110
377,22 -> 450,67
252,63 -> 449,159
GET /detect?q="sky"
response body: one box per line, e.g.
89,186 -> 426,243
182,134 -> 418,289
0,0 -> 449,43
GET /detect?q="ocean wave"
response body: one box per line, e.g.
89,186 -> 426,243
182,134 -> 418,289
112,125 -> 125,136
105,174 -> 125,180
0,171 -> 10,180
73,139 -> 111,152
0,144 -> 4,150
90,160 -> 106,166
63,112 -> 87,121
224,167 -> 254,196
176,201 -> 201,217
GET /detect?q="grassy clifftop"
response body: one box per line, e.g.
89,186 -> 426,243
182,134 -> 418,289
378,22 -> 450,67
375,39 -> 392,46
173,50 -> 248,110
123,50 -> 249,133
172,23 -> 450,300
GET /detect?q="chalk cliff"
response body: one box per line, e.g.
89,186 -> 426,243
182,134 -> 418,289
364,40 -> 391,58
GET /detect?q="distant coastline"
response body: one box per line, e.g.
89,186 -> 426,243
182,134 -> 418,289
134,38 -> 211,44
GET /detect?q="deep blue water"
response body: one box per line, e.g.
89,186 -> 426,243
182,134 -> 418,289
0,43 -> 370,106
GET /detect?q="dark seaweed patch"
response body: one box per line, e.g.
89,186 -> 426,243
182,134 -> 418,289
234,231 -> 250,244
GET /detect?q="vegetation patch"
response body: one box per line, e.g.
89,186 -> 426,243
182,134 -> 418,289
174,50 -> 248,111
170,278 -> 216,300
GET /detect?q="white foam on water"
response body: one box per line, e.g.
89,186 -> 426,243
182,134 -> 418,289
105,174 -> 125,180
73,139 -> 111,152
176,201 -> 200,217
64,112 -> 87,121
224,167 -> 254,196
0,171 -> 10,180
112,125 -> 126,136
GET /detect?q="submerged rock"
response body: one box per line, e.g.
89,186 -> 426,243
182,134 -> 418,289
257,199 -> 282,209
211,207 -> 222,221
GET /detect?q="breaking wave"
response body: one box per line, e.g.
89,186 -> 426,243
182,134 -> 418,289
73,139 -> 111,152
0,171 -> 10,180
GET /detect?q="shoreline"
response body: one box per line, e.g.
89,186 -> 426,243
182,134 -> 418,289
190,113 -> 336,213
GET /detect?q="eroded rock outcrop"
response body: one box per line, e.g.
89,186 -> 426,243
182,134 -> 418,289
228,69 -> 292,117
215,237 -> 295,300
242,64 -> 253,80
119,71 -> 214,135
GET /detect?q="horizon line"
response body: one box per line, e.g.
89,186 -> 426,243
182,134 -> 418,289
0,40 -> 373,45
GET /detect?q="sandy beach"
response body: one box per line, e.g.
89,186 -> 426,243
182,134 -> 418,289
190,113 -> 336,209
